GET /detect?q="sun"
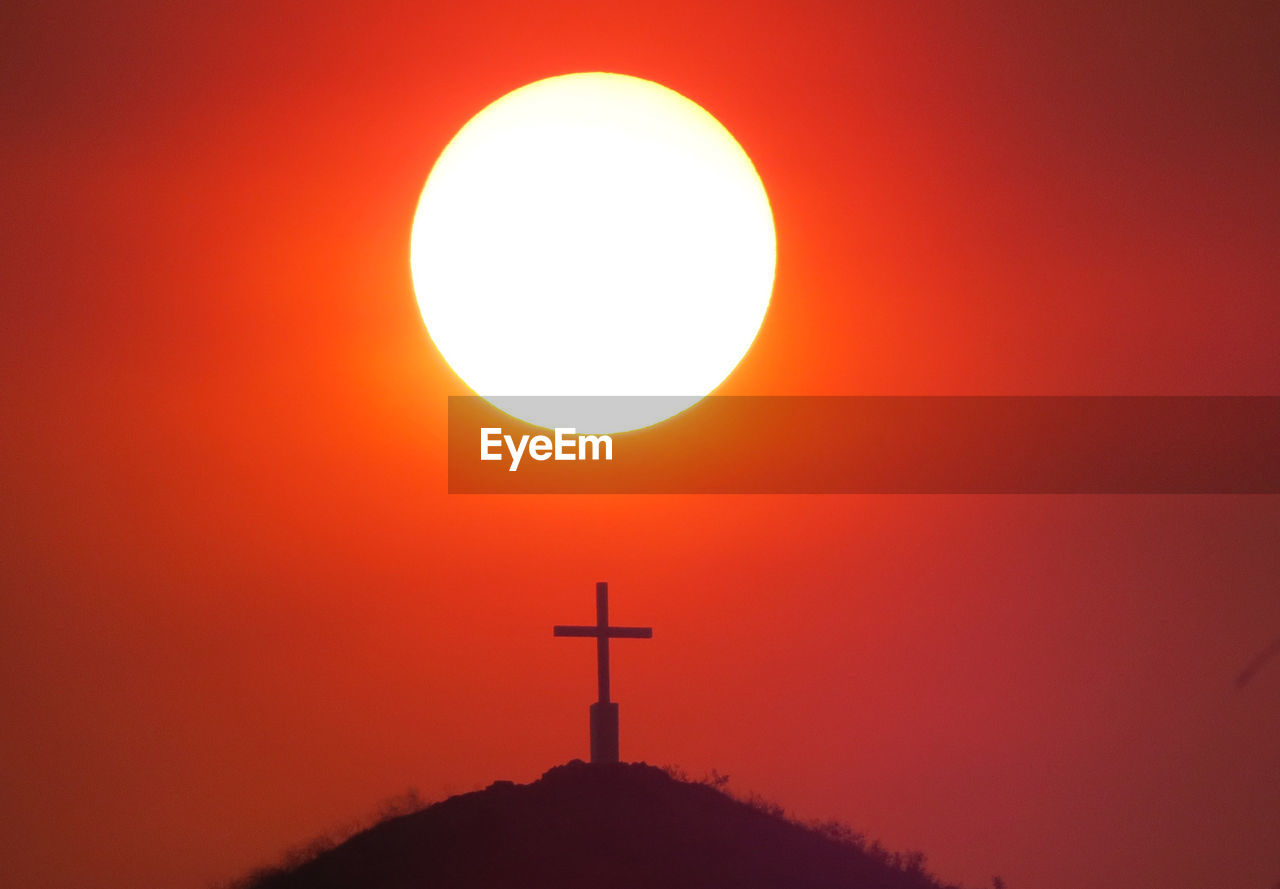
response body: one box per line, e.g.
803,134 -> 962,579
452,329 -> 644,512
410,72 -> 776,433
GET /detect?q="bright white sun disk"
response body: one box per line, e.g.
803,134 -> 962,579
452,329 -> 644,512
410,72 -> 776,432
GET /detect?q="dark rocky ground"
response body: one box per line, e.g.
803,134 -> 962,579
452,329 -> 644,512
235,760 -> 973,889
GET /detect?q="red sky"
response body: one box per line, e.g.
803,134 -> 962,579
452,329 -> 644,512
3,2 -> 1278,888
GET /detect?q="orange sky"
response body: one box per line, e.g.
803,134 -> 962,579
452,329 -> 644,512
3,2 -> 1278,888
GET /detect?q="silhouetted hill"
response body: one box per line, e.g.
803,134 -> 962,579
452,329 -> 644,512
236,761 -> 970,889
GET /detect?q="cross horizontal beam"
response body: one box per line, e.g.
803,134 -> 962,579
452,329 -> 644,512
553,625 -> 653,638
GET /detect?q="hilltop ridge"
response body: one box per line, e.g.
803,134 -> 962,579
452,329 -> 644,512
236,760 -> 971,889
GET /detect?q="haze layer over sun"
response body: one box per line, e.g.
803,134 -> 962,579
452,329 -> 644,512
410,72 -> 776,432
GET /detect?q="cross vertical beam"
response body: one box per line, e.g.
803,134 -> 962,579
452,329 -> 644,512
554,582 -> 652,764
595,581 -> 610,703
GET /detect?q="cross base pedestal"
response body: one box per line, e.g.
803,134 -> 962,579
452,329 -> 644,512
589,701 -> 620,764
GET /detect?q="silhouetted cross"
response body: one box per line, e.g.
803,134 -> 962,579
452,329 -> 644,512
554,582 -> 652,763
